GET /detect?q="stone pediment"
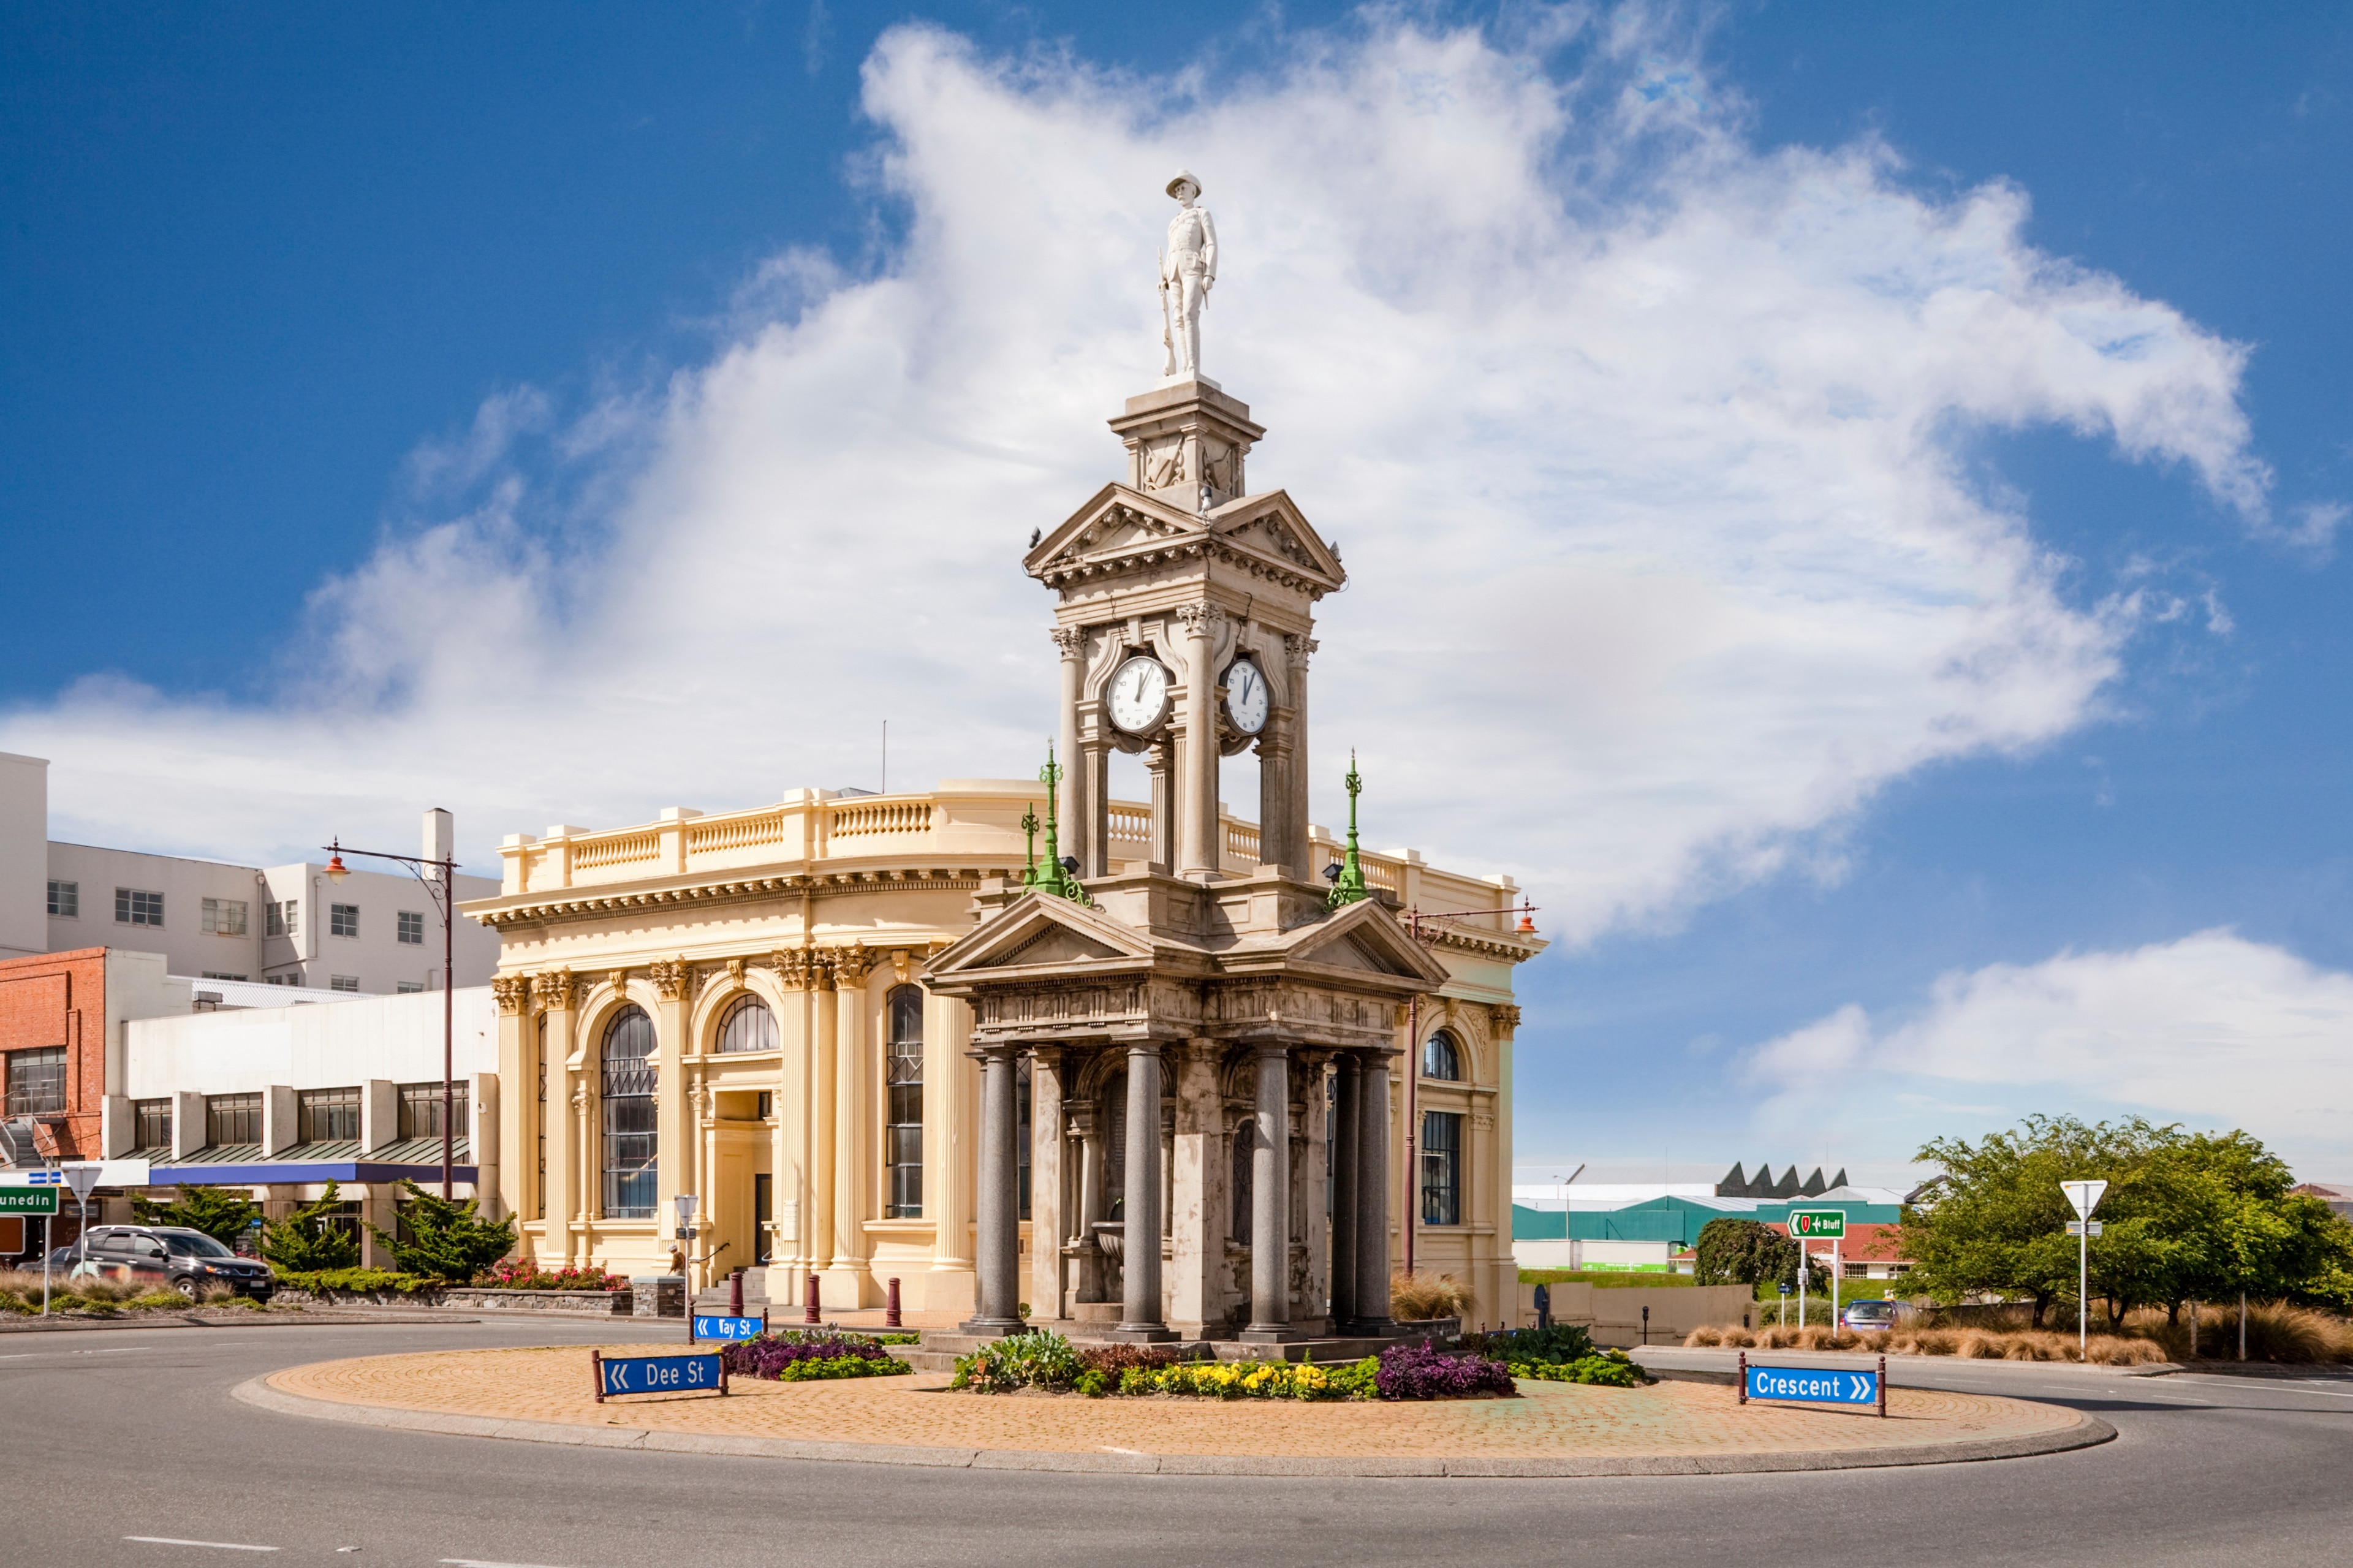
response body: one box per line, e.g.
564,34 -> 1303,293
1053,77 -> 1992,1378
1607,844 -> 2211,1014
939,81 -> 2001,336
1027,485 -> 1343,599
924,890 -> 1159,982
1273,900 -> 1452,988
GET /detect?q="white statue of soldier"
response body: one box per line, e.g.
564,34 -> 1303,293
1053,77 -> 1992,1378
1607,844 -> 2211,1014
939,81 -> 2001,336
1159,170 -> 1218,379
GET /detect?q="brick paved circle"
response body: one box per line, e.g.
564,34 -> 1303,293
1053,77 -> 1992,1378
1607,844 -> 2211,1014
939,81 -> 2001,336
249,1343 -> 2112,1476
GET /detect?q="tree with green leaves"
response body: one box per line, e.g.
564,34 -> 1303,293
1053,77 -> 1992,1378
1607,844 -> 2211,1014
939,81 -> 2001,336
260,1180 -> 361,1271
1904,1116 -> 2353,1325
131,1184 -> 260,1247
365,1180 -> 517,1282
1693,1218 -> 1824,1293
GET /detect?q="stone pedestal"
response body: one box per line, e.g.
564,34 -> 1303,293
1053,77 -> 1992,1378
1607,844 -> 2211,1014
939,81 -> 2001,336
630,1274 -> 684,1318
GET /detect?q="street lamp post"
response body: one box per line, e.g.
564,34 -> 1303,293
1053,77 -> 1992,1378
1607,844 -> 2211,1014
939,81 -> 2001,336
324,810 -> 460,1199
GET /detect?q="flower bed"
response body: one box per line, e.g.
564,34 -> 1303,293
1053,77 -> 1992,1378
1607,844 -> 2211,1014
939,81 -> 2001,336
950,1330 -> 1521,1401
1464,1324 -> 1651,1388
472,1259 -> 627,1292
719,1330 -> 915,1382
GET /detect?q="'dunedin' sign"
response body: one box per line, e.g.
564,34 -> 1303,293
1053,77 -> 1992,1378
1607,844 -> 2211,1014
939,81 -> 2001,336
0,1188 -> 60,1216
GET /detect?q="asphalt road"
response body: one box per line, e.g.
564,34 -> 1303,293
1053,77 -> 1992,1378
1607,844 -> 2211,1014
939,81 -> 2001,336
6,1317 -> 2348,1568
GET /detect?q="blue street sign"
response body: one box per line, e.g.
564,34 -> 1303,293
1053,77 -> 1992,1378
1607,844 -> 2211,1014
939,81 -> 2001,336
692,1314 -> 764,1341
596,1352 -> 725,1399
1745,1363 -> 1879,1407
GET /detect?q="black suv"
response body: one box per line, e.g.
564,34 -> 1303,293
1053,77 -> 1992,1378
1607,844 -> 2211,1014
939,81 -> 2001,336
72,1225 -> 275,1300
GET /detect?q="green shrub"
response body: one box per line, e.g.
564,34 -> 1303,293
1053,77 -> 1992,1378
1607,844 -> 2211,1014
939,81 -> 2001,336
364,1181 -> 517,1282
952,1329 -> 1088,1392
1508,1349 -> 1647,1387
260,1181 -> 362,1272
132,1185 -> 260,1246
273,1267 -> 441,1295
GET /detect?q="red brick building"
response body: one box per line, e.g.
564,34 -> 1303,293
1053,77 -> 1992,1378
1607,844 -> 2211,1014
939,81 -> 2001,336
0,947 -> 107,1164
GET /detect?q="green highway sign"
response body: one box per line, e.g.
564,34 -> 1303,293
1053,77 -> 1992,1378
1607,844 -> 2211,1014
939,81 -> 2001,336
0,1188 -> 60,1216
1788,1208 -> 1846,1239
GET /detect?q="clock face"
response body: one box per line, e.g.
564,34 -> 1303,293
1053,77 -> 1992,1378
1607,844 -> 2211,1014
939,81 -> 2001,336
1107,655 -> 1172,735
1223,657 -> 1270,736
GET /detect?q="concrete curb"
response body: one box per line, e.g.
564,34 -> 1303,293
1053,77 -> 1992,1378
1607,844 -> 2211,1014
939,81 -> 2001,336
231,1374 -> 2116,1478
1639,1347 -> 2183,1379
0,1312 -> 485,1335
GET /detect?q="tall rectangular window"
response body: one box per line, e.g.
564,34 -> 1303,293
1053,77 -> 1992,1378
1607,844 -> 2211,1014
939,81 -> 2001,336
5,1047 -> 67,1116
115,888 -> 164,927
47,880 -> 78,918
299,1086 -> 361,1143
205,1093 -> 262,1148
398,1081 -> 468,1140
266,900 -> 297,937
330,903 -> 359,938
884,985 -> 925,1218
201,897 -> 248,936
133,1097 -> 172,1151
1420,1111 -> 1463,1227
396,911 -> 425,945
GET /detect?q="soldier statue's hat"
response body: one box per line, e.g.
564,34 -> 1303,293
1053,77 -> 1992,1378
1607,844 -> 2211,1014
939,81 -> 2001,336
1165,169 -> 1202,199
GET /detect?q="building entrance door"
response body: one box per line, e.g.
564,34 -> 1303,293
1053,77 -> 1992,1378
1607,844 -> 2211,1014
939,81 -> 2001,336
753,1173 -> 773,1265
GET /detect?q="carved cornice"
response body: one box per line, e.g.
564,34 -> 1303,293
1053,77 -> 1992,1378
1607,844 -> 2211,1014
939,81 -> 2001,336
491,975 -> 529,1015
469,869 -> 998,931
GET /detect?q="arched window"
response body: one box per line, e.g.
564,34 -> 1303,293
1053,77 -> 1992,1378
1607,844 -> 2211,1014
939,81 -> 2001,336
716,994 -> 777,1055
1422,1029 -> 1461,1081
601,1006 -> 657,1219
884,985 -> 925,1218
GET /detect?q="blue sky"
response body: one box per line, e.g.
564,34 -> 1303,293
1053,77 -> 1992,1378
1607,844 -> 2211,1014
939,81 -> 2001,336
6,4 -> 2350,1183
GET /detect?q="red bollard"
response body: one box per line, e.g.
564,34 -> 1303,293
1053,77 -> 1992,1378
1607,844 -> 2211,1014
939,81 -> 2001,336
730,1267 -> 745,1317
885,1276 -> 903,1329
803,1268 -> 822,1325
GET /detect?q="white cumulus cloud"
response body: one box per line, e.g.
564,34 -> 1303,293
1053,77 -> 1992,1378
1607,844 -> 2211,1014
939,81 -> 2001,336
0,14 -> 2270,942
1745,931 -> 2353,1172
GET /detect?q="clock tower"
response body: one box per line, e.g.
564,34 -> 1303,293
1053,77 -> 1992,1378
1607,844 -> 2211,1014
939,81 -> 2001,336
1025,374 -> 1343,885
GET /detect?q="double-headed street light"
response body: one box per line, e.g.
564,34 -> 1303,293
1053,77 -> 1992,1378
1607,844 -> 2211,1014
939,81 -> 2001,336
324,809 -> 459,1199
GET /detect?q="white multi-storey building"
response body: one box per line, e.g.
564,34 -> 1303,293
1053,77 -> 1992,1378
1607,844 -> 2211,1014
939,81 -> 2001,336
2,751 -> 499,994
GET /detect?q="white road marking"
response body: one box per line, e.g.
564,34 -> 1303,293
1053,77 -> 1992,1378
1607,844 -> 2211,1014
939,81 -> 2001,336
1101,1445 -> 1148,1456
124,1536 -> 280,1551
439,1559 -> 573,1567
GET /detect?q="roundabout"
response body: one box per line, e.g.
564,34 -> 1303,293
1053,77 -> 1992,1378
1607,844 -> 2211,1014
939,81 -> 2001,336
241,1338 -> 2109,1477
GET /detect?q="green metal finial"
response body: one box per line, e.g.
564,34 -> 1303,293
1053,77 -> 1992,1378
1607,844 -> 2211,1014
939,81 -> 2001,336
1035,743 -> 1089,904
1020,803 -> 1042,887
1327,750 -> 1369,909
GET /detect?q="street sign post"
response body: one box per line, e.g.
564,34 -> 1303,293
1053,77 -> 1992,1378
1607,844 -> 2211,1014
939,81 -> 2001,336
1737,1352 -> 1886,1417
591,1350 -> 726,1401
2060,1180 -> 2110,1354
1790,1209 -> 1847,1329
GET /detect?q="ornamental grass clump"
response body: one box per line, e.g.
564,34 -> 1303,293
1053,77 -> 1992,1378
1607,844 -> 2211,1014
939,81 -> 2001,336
721,1332 -> 909,1382
1389,1271 -> 1472,1322
1373,1343 -> 1517,1399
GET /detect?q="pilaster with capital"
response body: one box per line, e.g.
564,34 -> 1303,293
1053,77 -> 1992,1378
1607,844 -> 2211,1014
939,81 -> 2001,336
491,977 -> 531,1253
1028,1045 -> 1068,1322
1174,603 -> 1226,881
534,971 -> 580,1255
649,960 -> 691,1288
1051,626 -> 1089,874
1284,634 -> 1317,878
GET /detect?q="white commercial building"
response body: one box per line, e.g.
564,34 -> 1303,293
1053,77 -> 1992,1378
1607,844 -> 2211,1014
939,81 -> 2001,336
118,987 -> 500,1267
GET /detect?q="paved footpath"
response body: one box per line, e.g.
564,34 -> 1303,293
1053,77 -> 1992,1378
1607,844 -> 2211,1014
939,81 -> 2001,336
257,1340 -> 2104,1475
